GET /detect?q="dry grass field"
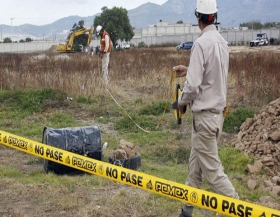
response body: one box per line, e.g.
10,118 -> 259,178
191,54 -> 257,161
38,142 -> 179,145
0,45 -> 279,217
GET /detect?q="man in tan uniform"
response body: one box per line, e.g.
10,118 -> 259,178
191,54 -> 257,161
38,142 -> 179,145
96,25 -> 112,85
173,0 -> 239,216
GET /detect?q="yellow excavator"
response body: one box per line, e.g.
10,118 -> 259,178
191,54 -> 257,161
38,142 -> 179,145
57,20 -> 94,52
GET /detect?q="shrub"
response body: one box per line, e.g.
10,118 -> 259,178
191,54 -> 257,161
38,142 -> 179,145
138,41 -> 146,48
223,108 -> 254,133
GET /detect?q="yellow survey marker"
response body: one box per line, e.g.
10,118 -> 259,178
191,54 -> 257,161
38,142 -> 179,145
0,130 -> 279,217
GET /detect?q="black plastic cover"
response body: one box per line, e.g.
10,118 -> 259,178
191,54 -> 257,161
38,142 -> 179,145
42,126 -> 102,174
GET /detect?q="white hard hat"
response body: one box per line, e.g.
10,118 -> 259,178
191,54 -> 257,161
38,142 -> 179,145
196,0 -> 218,14
96,25 -> 103,34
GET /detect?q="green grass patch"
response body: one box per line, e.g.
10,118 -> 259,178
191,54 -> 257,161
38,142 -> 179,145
76,96 -> 96,104
219,146 -> 254,174
0,165 -> 24,178
48,112 -> 76,127
139,100 -> 170,116
0,87 -> 276,215
0,88 -> 67,114
115,115 -> 160,133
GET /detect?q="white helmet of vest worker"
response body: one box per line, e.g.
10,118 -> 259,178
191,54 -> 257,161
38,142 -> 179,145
96,25 -> 103,34
196,0 -> 218,14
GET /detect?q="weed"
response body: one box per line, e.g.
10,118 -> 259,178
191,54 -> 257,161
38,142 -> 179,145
230,51 -> 280,105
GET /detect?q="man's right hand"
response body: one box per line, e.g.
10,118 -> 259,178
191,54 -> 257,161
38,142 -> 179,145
173,65 -> 188,77
179,105 -> 187,115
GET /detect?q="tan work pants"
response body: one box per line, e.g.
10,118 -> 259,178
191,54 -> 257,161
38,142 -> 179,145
102,52 -> 110,84
184,111 -> 239,208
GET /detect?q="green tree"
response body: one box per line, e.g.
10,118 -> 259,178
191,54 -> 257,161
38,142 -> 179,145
263,22 -> 277,28
26,37 -> 32,42
3,37 -> 12,43
65,20 -> 91,51
94,6 -> 134,46
240,21 -> 263,30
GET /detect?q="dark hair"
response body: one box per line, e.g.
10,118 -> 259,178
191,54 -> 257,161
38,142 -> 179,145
195,10 -> 217,25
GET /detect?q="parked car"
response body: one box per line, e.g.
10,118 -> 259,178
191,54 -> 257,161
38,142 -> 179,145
123,42 -> 130,49
250,33 -> 268,47
176,41 -> 193,51
116,42 -> 130,50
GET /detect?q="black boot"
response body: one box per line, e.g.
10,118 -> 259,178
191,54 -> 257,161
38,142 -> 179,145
179,207 -> 193,217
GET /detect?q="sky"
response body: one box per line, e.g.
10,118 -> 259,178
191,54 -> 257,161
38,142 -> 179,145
1,0 -> 168,26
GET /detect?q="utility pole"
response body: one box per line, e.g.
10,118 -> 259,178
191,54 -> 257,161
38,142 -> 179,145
10,18 -> 15,26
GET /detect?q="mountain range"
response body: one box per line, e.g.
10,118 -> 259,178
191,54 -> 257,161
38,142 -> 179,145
1,0 -> 280,41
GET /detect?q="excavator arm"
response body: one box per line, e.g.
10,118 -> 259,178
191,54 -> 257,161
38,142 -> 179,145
87,26 -> 93,47
57,25 -> 93,52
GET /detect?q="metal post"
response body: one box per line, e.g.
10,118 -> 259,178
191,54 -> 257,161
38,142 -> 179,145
10,18 -> 15,26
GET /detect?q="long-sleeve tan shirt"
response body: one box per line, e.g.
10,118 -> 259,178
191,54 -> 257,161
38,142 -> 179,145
178,24 -> 229,113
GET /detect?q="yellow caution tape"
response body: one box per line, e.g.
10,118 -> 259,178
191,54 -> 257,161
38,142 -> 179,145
173,83 -> 183,124
0,130 -> 279,217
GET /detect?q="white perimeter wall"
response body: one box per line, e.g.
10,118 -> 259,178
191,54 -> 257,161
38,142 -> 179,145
1,28 -> 279,53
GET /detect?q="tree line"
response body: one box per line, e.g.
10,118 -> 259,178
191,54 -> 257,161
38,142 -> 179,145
240,21 -> 280,29
1,37 -> 33,43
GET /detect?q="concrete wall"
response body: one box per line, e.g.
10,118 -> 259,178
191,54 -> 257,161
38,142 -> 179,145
1,28 -> 279,53
221,29 -> 280,45
0,41 -> 60,53
129,21 -> 280,47
0,40 -> 100,53
130,28 -> 280,47
136,22 -> 201,38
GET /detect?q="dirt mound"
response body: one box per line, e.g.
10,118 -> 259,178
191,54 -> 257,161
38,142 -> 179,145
231,98 -> 280,208
232,98 -> 280,174
47,45 -> 59,53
